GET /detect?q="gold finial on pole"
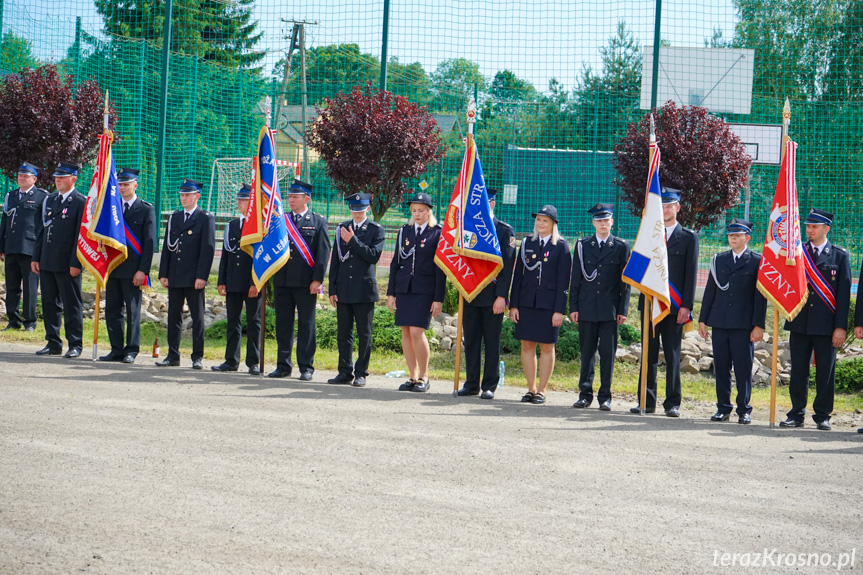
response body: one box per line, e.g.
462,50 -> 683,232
103,90 -> 110,132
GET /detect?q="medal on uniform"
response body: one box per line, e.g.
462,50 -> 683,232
405,240 -> 410,246
188,230 -> 192,235
532,254 -> 536,259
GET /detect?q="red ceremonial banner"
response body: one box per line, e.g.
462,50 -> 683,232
756,139 -> 808,320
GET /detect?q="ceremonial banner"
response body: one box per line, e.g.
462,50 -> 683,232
77,131 -> 127,286
434,137 -> 502,302
621,139 -> 671,327
240,126 -> 290,289
757,139 -> 808,319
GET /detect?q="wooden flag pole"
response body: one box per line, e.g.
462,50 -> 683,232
769,98 -> 792,427
91,91 -> 111,361
258,284 -> 266,376
453,294 -> 464,396
639,297 -> 651,414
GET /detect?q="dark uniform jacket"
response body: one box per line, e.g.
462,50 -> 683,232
466,218 -> 516,308
699,249 -> 767,330
0,186 -> 49,256
218,217 -> 254,293
328,218 -> 385,304
786,240 -> 851,336
570,234 -> 631,322
273,210 -> 331,288
33,190 -> 86,272
158,208 -> 216,288
638,223 -> 699,312
510,235 -> 572,313
112,197 -> 156,279
387,223 -> 446,301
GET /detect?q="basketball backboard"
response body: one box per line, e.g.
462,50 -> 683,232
727,123 -> 783,165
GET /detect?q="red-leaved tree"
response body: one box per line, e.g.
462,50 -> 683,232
613,101 -> 751,230
306,82 -> 445,220
0,64 -> 118,188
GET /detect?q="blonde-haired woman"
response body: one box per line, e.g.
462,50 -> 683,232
509,205 -> 572,404
386,192 -> 445,393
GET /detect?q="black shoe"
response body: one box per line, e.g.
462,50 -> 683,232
858,427 -> 863,434
248,365 -> 261,376
192,359 -> 203,370
327,374 -> 353,384
521,392 -> 535,403
816,420 -> 832,431
599,400 -> 611,411
738,413 -> 751,425
4,324 -> 22,331
268,368 -> 291,378
531,393 -> 546,404
64,347 -> 82,359
36,346 -> 61,356
457,387 -> 480,396
412,378 -> 429,392
572,398 -> 590,408
98,353 -> 123,362
211,362 -> 239,372
779,417 -> 804,428
629,406 -> 655,414
480,390 -> 494,400
155,358 -> 180,367
299,371 -> 313,381
665,406 -> 680,418
398,380 -> 415,391
25,325 -> 35,332
711,411 -> 730,422
352,376 -> 366,387
122,353 -> 136,364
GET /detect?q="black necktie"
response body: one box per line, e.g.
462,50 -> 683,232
123,202 -> 129,214
295,213 -> 301,224
184,212 -> 189,223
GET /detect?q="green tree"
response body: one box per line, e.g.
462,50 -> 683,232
95,0 -> 264,70
485,69 -> 537,119
387,57 -> 433,107
430,58 -> 487,112
0,33 -> 39,75
275,43 -> 380,105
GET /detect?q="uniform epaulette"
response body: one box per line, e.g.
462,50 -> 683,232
368,220 -> 382,227
833,245 -> 847,253
141,200 -> 153,206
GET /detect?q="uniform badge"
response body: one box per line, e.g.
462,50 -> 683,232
188,230 -> 193,235
532,254 -> 537,259
405,240 -> 410,246
509,236 -> 516,248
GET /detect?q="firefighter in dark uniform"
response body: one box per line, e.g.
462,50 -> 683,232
32,162 -> 87,358
100,168 -> 156,363
783,209 -> 850,431
268,179 -> 331,381
327,193 -> 385,387
570,203 -> 631,411
456,187 -> 516,400
631,188 -> 698,417
1,162 -> 48,331
212,183 -> 261,375
698,218 -> 767,424
156,179 -> 216,370
509,205 -> 572,405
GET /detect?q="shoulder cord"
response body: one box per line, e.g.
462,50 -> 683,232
709,254 -> 730,291
222,222 -> 237,253
397,225 -> 417,276
336,223 -> 351,262
166,215 -> 179,252
577,240 -> 597,282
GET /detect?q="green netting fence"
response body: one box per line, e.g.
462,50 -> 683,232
2,0 -> 862,282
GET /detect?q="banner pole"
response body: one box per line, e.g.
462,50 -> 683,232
639,297 -> 650,414
769,309 -> 779,427
259,283 -> 266,376
453,294 -> 464,396
92,287 -> 101,360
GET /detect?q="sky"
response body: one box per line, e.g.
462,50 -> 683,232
5,0 -> 739,95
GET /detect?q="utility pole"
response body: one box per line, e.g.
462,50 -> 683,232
282,19 -> 317,182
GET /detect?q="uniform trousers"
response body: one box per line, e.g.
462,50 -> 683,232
462,304 -> 504,392
639,312 -> 683,410
225,291 -> 261,367
274,286 -> 317,374
578,319 -> 618,404
712,328 -> 753,415
105,277 -> 143,356
4,253 -> 38,327
788,332 -> 835,423
336,302 -> 374,378
40,269 -> 83,351
166,287 -> 205,361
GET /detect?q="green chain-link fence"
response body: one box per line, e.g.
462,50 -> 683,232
2,0 -> 862,280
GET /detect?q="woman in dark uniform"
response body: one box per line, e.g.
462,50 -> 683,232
386,192 -> 446,393
509,205 -> 572,404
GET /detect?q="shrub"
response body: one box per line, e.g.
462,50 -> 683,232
371,306 -> 406,353
499,317 -> 580,360
442,282 -> 460,316
205,306 -> 276,340
618,323 -> 640,346
812,356 -> 863,394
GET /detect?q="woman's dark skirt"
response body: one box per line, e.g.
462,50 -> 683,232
394,292 -> 434,329
514,307 -> 560,344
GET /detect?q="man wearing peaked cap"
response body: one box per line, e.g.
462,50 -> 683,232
784,208 -> 850,430
632,186 -> 698,417
457,187 -> 516,400
698,218 -> 766,424
100,167 -> 156,364
570,203 -> 631,411
156,178 -> 215,370
212,183 -> 261,375
269,178 -> 331,380
32,162 -> 87,358
327,193 -> 385,387
1,162 -> 49,332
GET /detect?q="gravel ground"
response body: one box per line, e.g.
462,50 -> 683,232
1,341 -> 861,574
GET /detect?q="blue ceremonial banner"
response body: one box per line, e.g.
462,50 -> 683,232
240,126 -> 290,290
621,138 -> 671,327
455,141 -> 501,263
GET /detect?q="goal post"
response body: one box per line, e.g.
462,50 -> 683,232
207,157 -> 301,218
